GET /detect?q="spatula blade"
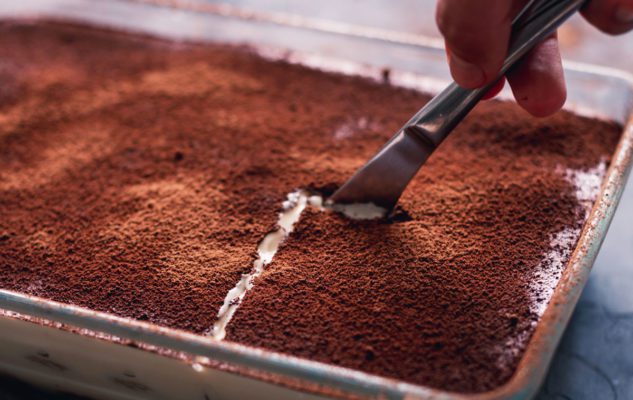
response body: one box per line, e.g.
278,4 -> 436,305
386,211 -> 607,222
329,129 -> 434,210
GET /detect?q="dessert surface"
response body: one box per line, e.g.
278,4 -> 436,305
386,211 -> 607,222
0,21 -> 621,393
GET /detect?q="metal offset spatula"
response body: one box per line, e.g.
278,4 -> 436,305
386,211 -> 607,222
330,0 -> 586,211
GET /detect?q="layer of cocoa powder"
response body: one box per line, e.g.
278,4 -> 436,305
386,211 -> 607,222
0,20 -> 451,333
0,21 -> 622,393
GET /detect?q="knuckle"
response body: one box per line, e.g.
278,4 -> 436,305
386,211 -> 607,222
435,8 -> 450,37
435,4 -> 465,46
582,2 -> 633,35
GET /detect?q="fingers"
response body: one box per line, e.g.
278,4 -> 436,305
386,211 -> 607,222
435,1 -> 584,117
482,77 -> 506,100
581,0 -> 633,35
436,0 -> 524,88
506,34 -> 566,117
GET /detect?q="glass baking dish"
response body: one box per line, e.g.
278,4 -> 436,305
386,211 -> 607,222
0,1 -> 632,399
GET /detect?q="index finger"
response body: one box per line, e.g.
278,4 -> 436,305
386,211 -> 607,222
436,0 -> 525,88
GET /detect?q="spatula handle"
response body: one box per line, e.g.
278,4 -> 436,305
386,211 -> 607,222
405,0 -> 586,147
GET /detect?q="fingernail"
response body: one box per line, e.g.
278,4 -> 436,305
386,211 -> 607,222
615,5 -> 633,24
482,78 -> 505,101
449,52 -> 486,88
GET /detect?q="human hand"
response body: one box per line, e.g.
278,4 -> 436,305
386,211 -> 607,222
435,0 -> 633,116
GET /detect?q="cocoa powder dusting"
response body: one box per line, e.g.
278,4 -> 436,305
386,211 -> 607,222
0,21 -> 622,393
